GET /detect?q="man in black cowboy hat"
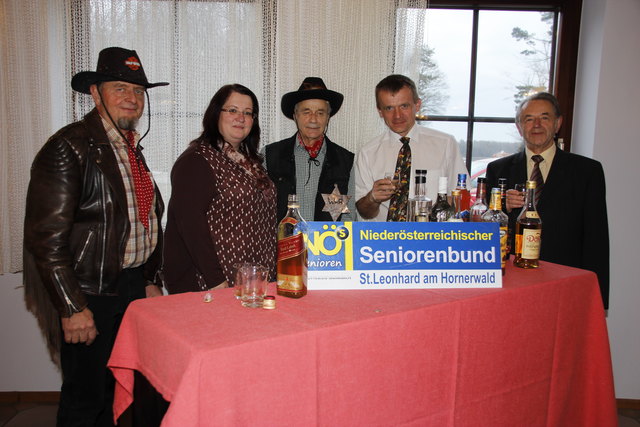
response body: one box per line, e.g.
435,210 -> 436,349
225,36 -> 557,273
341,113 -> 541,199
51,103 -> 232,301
265,77 -> 355,221
24,47 -> 168,426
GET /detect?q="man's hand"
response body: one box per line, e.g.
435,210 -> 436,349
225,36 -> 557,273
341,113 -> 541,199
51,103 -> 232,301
145,284 -> 163,298
505,188 -> 525,213
371,178 -> 397,203
356,178 -> 398,219
61,308 -> 98,345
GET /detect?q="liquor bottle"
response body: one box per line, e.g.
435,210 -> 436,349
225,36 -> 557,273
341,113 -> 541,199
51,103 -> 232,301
498,178 -> 508,215
277,194 -> 308,298
456,173 -> 471,212
429,177 -> 454,222
513,181 -> 542,268
408,169 -> 432,222
470,177 -> 488,222
482,187 -> 509,275
448,189 -> 469,222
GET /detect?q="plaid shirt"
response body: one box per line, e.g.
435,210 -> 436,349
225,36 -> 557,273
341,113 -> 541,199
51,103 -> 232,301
293,136 -> 356,221
101,117 -> 158,268
294,138 -> 324,220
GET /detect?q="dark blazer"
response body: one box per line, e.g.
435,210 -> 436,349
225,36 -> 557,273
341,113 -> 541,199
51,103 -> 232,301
265,135 -> 354,221
485,147 -> 610,308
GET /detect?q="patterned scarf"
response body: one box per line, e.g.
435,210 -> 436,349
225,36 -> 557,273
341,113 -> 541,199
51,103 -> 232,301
217,140 -> 273,195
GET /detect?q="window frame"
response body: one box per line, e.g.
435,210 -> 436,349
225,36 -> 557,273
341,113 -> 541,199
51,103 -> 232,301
398,0 -> 582,171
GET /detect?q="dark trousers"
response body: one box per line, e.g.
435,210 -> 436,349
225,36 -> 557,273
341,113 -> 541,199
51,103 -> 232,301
57,267 -> 161,427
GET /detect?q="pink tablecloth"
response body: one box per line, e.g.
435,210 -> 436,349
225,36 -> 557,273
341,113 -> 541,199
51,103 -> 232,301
109,261 -> 617,426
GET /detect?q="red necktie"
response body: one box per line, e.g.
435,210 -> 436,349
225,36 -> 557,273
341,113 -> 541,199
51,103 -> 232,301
530,155 -> 544,205
125,131 -> 153,229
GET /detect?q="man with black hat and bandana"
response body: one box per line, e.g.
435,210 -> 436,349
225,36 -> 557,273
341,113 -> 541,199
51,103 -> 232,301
265,77 -> 355,222
24,47 -> 168,426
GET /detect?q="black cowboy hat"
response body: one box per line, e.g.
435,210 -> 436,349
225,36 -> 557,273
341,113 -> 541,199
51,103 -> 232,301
281,77 -> 344,119
71,47 -> 169,94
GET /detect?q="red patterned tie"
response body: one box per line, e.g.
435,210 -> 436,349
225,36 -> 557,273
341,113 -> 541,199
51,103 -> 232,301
530,155 -> 544,205
125,131 -> 154,229
387,137 -> 411,221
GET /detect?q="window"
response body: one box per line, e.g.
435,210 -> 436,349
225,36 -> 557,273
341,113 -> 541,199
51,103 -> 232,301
70,0 -> 264,205
395,1 -> 581,191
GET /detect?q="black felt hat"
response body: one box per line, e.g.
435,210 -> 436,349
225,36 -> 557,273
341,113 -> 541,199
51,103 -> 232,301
71,47 -> 169,94
281,77 -> 344,119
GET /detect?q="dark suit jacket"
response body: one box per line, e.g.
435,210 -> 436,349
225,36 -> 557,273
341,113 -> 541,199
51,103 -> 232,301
485,148 -> 610,308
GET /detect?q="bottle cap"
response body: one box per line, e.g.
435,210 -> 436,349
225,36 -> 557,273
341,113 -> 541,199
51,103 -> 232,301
263,295 -> 276,310
287,194 -> 300,208
526,180 -> 537,189
438,177 -> 448,194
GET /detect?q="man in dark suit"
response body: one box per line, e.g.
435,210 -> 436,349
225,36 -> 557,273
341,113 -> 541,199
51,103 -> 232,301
485,92 -> 610,309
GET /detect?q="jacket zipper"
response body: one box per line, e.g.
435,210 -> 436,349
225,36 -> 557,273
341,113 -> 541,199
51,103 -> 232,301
53,269 -> 83,315
73,228 -> 95,270
98,172 -> 107,293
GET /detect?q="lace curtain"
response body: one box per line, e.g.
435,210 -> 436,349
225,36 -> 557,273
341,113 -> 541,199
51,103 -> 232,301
1,0 -> 429,273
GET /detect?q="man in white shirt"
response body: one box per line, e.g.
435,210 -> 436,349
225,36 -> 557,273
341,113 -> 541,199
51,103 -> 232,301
355,74 -> 468,221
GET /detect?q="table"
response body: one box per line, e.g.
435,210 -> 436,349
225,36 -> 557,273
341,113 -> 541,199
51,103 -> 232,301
108,262 -> 617,426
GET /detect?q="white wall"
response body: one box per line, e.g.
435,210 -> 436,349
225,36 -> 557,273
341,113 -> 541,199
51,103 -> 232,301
2,0 -> 639,400
0,273 -> 60,391
573,0 -> 640,399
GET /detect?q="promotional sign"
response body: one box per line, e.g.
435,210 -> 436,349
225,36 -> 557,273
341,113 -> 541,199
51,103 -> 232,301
306,222 -> 502,290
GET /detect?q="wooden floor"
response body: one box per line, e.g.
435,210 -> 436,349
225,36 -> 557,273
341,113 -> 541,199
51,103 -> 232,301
1,396 -> 639,426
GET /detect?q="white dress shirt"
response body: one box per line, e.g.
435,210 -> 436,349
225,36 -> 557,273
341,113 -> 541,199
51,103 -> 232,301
354,124 -> 468,221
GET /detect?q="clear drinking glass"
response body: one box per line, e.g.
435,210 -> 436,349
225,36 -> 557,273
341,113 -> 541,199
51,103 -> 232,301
237,263 -> 268,308
384,171 -> 399,191
233,262 -> 252,299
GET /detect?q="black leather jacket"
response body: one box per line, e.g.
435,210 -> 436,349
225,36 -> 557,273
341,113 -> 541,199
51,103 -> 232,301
24,109 -> 164,317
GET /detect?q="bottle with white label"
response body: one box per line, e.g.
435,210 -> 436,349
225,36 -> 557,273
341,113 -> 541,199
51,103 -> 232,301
408,169 -> 431,222
513,181 -> 542,268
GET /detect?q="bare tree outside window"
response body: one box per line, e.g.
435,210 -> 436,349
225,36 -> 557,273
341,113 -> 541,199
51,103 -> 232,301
512,12 -> 554,105
417,46 -> 449,116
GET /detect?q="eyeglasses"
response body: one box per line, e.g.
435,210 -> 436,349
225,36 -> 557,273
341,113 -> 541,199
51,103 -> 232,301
221,108 -> 257,120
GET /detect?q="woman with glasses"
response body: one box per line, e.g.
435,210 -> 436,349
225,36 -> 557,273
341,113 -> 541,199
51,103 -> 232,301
163,84 -> 277,293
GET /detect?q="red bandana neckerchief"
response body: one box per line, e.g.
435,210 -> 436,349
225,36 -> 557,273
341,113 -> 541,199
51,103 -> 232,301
298,133 -> 324,159
125,131 -> 153,229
